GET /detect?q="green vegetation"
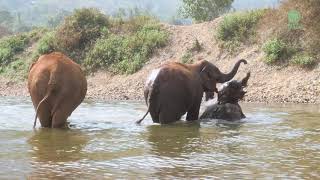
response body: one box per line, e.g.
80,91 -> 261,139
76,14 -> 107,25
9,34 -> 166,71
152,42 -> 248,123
179,0 -> 234,22
261,0 -> 319,67
0,8 -> 168,80
84,18 -> 168,74
262,38 -> 288,64
290,53 -> 316,67
0,34 -> 29,65
56,8 -> 109,52
216,10 -> 265,53
181,50 -> 193,64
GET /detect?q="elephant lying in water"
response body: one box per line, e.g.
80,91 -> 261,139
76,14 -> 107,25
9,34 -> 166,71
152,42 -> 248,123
200,72 -> 250,121
28,52 -> 87,128
137,59 -> 247,124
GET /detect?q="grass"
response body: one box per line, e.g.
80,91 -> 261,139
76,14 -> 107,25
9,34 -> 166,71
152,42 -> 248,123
290,53 -> 316,67
216,10 -> 265,53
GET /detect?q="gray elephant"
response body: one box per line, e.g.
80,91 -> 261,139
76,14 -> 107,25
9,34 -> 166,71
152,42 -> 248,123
200,72 -> 250,121
137,59 -> 247,124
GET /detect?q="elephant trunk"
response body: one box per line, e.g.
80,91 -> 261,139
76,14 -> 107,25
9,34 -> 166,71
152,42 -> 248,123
241,72 -> 251,87
218,59 -> 247,83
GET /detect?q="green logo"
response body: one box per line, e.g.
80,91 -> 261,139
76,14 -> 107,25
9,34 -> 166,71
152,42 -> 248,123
288,10 -> 302,29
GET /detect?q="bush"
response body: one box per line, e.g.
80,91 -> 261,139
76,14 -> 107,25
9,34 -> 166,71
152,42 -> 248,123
181,50 -> 193,64
0,34 -> 29,65
216,10 -> 265,52
262,38 -> 288,64
56,8 -> 109,51
217,10 -> 264,42
84,22 -> 168,74
35,31 -> 58,55
0,58 -> 32,80
290,53 -> 316,67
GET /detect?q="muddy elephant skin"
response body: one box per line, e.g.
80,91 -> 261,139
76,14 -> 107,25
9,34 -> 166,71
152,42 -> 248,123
200,72 -> 250,121
137,59 -> 247,124
28,52 -> 87,128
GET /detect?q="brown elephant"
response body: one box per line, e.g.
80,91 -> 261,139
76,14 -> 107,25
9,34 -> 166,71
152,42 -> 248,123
136,59 -> 247,124
28,52 -> 87,128
200,72 -> 250,121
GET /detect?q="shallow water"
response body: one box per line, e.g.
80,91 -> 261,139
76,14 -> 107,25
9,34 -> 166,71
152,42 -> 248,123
0,97 -> 319,179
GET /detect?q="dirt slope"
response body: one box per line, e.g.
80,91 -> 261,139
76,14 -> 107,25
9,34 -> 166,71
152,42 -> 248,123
1,18 -> 320,103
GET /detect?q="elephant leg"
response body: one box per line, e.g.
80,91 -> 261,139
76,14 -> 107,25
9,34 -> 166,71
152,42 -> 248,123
159,108 -> 182,124
150,110 -> 160,123
186,102 -> 201,121
37,104 -> 52,128
51,108 -> 70,128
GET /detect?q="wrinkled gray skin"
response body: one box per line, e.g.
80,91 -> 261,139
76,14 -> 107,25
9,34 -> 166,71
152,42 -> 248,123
200,72 -> 250,121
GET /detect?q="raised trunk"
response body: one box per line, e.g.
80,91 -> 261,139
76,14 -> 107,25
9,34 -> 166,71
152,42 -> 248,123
241,72 -> 251,87
218,59 -> 247,83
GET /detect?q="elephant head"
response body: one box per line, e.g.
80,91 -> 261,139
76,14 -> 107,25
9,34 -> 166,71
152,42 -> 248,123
218,72 -> 251,104
196,59 -> 247,100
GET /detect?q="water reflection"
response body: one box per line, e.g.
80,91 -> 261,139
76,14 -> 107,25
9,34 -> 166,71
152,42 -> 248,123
1,97 -> 320,179
147,122 -> 201,157
27,128 -> 90,179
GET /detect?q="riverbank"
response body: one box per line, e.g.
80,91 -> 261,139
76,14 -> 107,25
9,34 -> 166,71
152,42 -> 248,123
1,18 -> 320,104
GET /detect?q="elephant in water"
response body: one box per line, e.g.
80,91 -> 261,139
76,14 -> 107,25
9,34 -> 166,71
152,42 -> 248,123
137,59 -> 247,124
28,52 -> 87,128
200,72 -> 250,121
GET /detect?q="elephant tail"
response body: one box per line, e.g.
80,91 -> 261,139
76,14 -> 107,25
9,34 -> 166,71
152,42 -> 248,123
136,79 -> 159,124
136,87 -> 152,124
33,74 -> 56,128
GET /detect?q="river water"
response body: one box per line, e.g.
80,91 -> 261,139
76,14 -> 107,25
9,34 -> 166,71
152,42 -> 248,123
0,97 -> 319,179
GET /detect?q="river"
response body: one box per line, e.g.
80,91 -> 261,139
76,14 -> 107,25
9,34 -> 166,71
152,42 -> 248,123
0,97 -> 319,179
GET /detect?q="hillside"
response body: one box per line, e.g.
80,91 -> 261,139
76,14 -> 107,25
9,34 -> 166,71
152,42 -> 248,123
1,17 -> 319,104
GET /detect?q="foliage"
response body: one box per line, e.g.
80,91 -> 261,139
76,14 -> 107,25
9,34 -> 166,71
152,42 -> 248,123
260,0 -> 320,67
262,38 -> 288,64
0,8 -> 169,80
181,50 -> 193,64
0,57 -> 33,81
56,8 -> 109,51
85,22 -> 168,74
217,10 -> 264,42
179,0 -> 234,22
290,53 -> 316,67
35,31 -> 58,55
0,34 -> 29,65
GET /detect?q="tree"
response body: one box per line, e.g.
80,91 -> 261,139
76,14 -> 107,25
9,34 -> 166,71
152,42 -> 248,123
179,0 -> 234,22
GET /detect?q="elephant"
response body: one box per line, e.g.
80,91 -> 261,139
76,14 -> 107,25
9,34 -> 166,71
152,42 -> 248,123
136,59 -> 247,124
28,52 -> 87,128
200,72 -> 250,121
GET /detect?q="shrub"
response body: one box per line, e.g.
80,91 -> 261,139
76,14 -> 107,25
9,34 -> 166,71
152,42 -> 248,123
56,8 -> 109,51
35,31 -> 58,55
262,38 -> 287,64
84,22 -> 168,74
290,53 -> 316,67
0,58 -> 32,80
181,50 -> 193,64
0,34 -> 29,65
217,10 -> 265,42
